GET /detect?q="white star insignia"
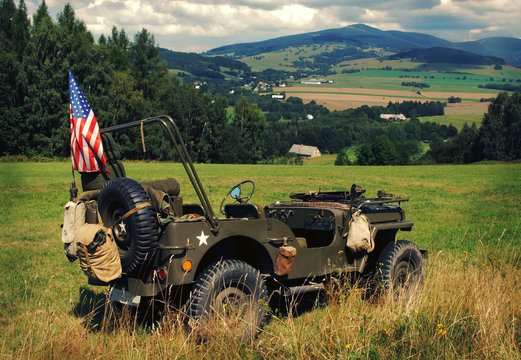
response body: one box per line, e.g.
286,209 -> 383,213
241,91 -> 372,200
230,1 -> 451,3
196,231 -> 209,246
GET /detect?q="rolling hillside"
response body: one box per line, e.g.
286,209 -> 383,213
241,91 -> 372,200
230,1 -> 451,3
390,47 -> 506,65
205,24 -> 452,56
205,24 -> 521,67
159,48 -> 250,79
454,37 -> 521,67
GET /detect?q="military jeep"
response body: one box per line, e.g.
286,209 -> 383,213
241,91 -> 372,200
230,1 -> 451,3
68,115 -> 426,339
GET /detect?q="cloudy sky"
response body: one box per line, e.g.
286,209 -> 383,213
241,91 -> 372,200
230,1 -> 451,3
26,0 -> 520,53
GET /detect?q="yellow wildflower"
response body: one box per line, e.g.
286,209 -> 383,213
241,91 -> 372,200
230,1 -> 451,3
436,323 -> 447,337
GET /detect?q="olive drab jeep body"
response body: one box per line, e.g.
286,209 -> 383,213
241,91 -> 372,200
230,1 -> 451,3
63,115 -> 426,339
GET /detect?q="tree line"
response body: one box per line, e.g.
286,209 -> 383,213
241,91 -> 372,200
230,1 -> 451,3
345,92 -> 521,165
426,92 -> 521,163
0,0 -> 266,164
1,0 -> 518,166
0,0 -> 447,165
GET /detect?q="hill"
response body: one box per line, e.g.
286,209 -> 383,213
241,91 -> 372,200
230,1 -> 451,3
205,24 -> 452,56
454,37 -> 521,67
390,47 -> 506,65
205,24 -> 521,67
159,48 -> 250,79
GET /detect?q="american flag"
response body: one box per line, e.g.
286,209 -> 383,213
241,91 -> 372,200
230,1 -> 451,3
69,71 -> 106,172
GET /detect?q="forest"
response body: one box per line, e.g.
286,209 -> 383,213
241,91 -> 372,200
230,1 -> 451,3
1,0 -> 520,165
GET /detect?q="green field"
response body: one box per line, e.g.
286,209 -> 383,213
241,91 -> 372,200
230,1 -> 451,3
240,44 -> 345,72
268,56 -> 520,127
240,47 -> 520,129
1,161 -> 520,358
419,113 -> 484,129
289,67 -> 521,94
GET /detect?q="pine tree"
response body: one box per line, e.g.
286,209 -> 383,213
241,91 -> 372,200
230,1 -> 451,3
334,148 -> 351,166
234,98 -> 267,163
477,92 -> 521,161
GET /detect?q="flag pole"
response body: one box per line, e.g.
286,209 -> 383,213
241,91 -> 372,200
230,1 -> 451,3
68,70 -> 77,202
70,163 -> 78,202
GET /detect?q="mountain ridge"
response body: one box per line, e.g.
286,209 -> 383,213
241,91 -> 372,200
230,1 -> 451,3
204,24 -> 521,67
390,47 -> 506,65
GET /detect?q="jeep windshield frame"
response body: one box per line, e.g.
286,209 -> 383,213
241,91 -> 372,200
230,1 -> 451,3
100,115 -> 219,231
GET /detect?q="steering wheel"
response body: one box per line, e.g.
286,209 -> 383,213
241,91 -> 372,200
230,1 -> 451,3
220,180 -> 255,215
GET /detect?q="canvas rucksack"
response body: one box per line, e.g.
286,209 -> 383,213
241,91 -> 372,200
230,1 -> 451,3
346,210 -> 375,253
62,201 -> 86,261
76,223 -> 122,283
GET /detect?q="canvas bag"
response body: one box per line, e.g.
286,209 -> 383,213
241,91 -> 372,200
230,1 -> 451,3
76,223 -> 122,283
346,210 -> 375,253
274,246 -> 297,276
62,201 -> 87,261
62,201 -> 86,244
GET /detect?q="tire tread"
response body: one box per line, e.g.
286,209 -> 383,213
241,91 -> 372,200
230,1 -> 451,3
98,177 -> 158,275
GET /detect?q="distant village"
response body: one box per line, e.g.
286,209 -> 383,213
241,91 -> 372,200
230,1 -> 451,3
195,76 -> 336,101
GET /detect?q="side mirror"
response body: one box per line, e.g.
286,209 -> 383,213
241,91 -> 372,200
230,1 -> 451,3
230,186 -> 241,200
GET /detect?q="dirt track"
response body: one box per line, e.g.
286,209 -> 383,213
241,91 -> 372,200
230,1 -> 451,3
293,92 -> 421,110
275,86 -> 498,111
281,86 -> 421,97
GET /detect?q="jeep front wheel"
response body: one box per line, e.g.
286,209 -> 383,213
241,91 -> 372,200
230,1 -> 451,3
188,260 -> 269,342
376,240 -> 424,298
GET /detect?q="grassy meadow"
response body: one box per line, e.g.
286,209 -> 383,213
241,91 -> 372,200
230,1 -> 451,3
0,161 -> 520,359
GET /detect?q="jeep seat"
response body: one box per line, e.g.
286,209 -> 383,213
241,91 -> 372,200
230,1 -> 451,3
79,133 -> 183,216
141,178 -> 182,216
80,133 -> 126,192
224,203 -> 265,219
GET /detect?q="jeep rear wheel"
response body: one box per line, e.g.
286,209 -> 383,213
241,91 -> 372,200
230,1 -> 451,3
98,177 -> 158,275
188,260 -> 269,342
376,240 -> 424,298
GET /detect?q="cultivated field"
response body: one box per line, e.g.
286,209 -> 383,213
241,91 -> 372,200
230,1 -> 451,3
277,84 -> 493,128
0,161 -> 520,359
419,103 -> 491,129
277,85 -> 498,113
268,59 -> 521,128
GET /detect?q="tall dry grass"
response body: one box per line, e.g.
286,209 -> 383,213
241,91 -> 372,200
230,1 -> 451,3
2,237 -> 519,360
2,162 -> 520,359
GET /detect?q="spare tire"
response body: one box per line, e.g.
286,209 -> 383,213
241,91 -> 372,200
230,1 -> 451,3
98,177 -> 158,275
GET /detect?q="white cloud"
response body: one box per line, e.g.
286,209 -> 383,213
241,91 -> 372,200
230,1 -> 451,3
28,0 -> 521,51
272,4 -> 317,24
361,8 -> 387,21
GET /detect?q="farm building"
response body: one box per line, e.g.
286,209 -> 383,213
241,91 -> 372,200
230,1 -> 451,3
288,144 -> 321,158
300,78 -> 334,85
380,114 -> 407,121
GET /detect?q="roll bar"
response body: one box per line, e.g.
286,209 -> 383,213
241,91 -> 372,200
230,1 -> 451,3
100,115 -> 219,232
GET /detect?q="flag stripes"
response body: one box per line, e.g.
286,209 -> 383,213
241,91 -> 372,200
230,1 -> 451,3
69,71 -> 106,173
